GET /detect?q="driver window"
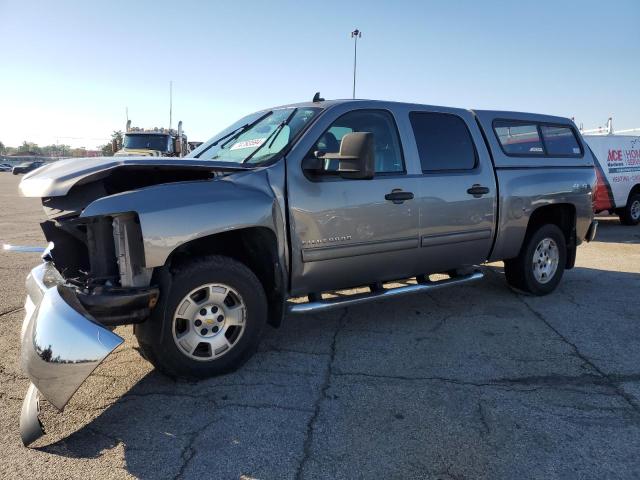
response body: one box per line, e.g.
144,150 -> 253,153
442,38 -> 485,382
311,110 -> 404,174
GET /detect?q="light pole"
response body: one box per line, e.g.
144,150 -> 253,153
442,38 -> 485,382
351,29 -> 362,99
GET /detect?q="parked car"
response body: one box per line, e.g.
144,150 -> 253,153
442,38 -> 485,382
586,135 -> 640,225
0,163 -> 12,172
15,98 -> 597,445
12,161 -> 44,175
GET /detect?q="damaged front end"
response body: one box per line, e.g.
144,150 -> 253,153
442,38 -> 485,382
19,213 -> 159,446
15,156 -> 259,446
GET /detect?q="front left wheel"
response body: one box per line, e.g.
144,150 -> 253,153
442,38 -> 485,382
136,255 -> 268,379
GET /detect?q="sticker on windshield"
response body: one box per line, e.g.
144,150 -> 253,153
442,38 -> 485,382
230,138 -> 266,151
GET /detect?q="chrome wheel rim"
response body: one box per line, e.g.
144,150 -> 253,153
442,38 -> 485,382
532,237 -> 559,284
172,283 -> 246,361
631,200 -> 640,221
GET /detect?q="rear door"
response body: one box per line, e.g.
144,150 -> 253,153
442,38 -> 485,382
286,105 -> 422,296
406,108 -> 497,272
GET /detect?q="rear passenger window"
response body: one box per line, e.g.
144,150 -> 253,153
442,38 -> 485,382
409,112 -> 476,171
540,125 -> 582,156
494,121 -> 544,155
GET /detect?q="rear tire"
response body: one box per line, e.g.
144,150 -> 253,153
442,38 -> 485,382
618,193 -> 640,226
504,224 -> 566,296
136,255 -> 267,379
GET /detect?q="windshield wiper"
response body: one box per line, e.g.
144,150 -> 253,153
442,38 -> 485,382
212,126 -> 245,147
219,111 -> 273,149
194,111 -> 274,158
243,108 -> 298,164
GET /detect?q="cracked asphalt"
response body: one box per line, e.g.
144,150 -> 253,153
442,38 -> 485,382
1,173 -> 639,479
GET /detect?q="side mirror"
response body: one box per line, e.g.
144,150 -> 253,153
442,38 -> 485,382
111,139 -> 118,154
173,138 -> 182,156
316,132 -> 375,179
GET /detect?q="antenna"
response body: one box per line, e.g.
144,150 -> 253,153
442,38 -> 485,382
169,81 -> 173,129
351,29 -> 362,99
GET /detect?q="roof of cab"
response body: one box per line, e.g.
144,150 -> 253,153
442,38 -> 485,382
280,99 -> 575,125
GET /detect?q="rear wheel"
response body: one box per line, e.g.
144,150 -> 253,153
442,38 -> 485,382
504,224 -> 566,295
136,255 -> 267,378
618,193 -> 640,226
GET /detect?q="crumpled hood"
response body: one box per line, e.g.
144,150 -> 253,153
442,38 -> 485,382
19,156 -> 251,198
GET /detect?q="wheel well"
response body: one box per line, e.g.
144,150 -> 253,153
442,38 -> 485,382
165,227 -> 285,327
525,204 -> 576,269
628,184 -> 640,201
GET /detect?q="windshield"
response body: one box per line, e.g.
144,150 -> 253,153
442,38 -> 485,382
123,134 -> 171,151
190,107 -> 320,165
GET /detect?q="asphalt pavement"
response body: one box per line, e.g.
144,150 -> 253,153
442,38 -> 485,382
0,173 -> 639,479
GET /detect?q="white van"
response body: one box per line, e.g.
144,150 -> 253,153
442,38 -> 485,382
585,135 -> 640,225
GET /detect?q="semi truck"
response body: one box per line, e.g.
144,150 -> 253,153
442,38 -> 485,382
113,120 -> 189,157
15,98 -> 597,445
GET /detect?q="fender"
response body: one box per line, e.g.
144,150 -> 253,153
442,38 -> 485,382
80,174 -> 279,268
489,168 -> 595,261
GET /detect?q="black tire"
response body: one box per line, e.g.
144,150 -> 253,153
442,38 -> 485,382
504,224 -> 567,296
618,193 -> 640,226
136,255 -> 267,379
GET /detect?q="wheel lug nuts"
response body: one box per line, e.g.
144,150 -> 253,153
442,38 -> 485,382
212,326 -> 219,333
200,308 -> 207,316
217,315 -> 224,322
194,319 -> 202,327
200,328 -> 208,335
212,306 -> 218,313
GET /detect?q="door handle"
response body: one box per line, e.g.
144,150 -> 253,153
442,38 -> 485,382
466,184 -> 490,197
385,189 -> 414,204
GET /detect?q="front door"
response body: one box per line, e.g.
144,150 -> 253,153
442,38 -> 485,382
287,108 -> 421,296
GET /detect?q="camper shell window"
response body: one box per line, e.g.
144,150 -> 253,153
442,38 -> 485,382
493,120 -> 583,158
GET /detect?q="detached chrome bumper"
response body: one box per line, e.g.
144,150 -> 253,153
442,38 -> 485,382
19,262 -> 123,446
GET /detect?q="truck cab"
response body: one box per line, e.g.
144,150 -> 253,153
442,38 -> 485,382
114,120 -> 188,157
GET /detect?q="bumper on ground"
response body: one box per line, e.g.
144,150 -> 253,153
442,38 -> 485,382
19,262 -> 123,446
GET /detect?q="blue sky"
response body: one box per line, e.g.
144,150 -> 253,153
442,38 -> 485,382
0,0 -> 638,148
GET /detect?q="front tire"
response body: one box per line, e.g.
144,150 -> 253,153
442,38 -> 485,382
618,193 -> 640,226
136,255 -> 267,379
504,224 -> 567,296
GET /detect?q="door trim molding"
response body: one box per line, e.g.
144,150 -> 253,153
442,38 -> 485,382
421,229 -> 491,248
302,236 -> 418,262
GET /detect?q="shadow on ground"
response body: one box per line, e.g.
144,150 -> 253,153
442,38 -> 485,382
592,216 -> 640,244
29,265 -> 640,480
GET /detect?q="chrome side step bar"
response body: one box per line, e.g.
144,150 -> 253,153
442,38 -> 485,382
287,271 -> 484,314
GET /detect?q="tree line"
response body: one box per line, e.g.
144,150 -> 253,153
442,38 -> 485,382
0,131 -> 123,158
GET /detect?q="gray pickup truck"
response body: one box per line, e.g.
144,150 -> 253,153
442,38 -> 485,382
15,98 -> 597,445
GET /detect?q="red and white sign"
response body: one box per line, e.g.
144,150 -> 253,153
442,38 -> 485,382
584,135 -> 640,212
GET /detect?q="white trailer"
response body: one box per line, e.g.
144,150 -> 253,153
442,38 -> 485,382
584,134 -> 640,225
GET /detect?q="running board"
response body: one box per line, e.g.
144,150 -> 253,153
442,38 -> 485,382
287,271 -> 484,314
